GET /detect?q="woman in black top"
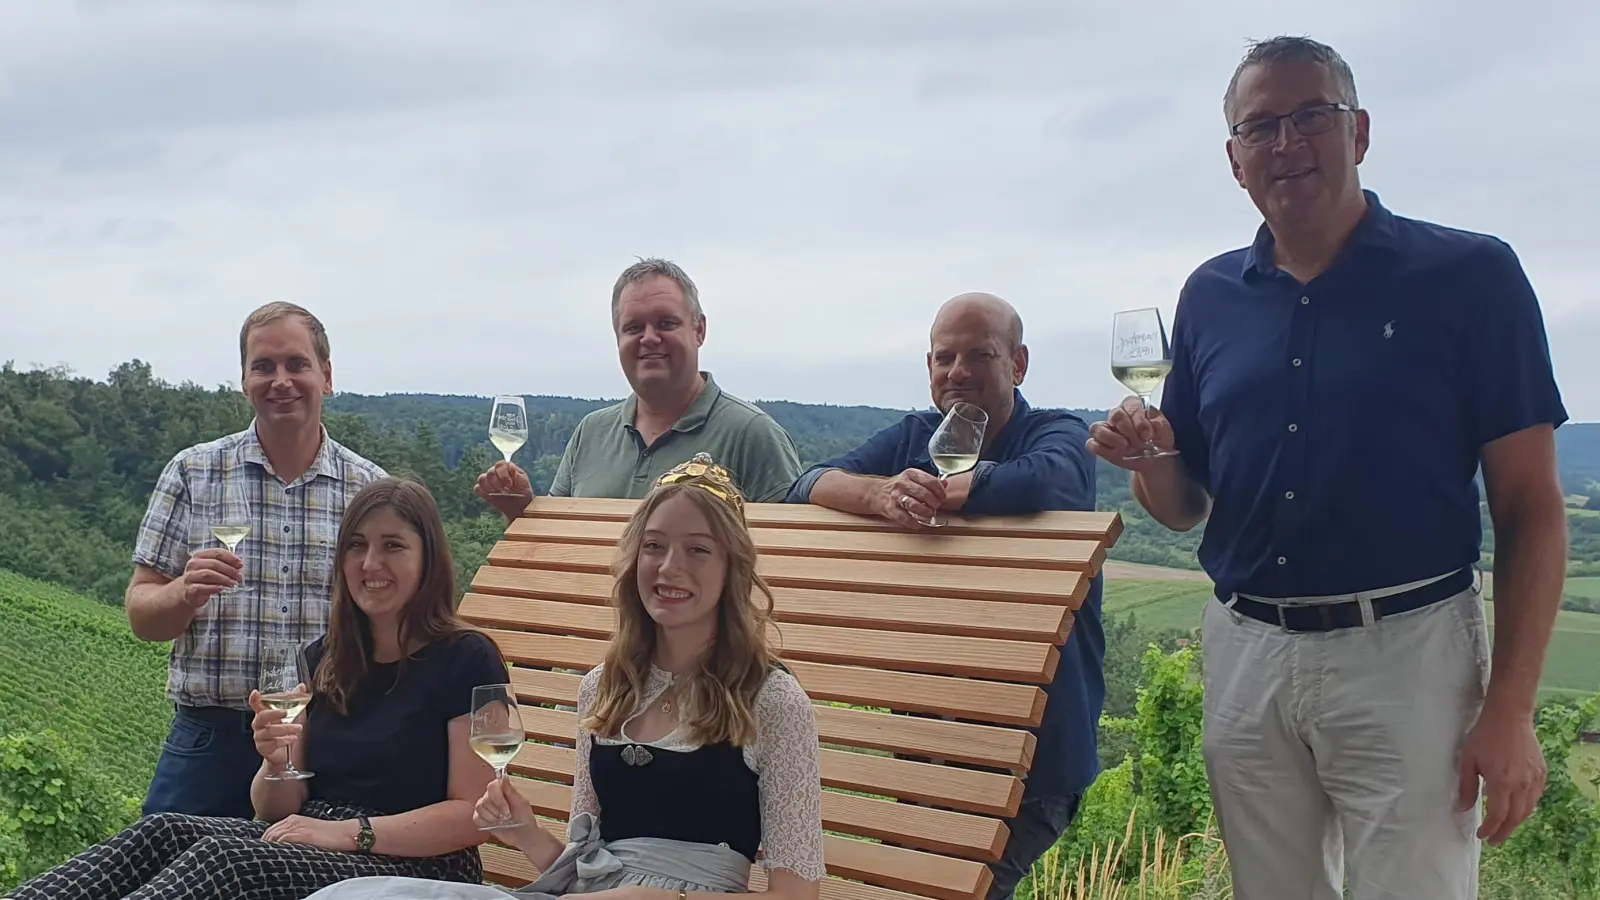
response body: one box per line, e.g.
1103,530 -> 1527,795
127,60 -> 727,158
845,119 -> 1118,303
11,477 -> 512,900
308,454 -> 827,899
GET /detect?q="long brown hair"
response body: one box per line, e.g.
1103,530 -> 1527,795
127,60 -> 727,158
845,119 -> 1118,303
313,476 -> 503,714
582,481 -> 780,747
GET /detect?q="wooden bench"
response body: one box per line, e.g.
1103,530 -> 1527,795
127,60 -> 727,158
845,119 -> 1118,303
459,497 -> 1121,900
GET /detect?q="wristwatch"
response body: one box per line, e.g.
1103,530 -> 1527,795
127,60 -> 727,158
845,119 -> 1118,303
354,815 -> 375,854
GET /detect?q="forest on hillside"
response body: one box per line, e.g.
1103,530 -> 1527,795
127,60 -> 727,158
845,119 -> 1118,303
1,359 -> 1598,605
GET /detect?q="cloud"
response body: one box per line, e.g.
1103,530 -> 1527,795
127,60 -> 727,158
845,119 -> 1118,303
0,0 -> 1594,422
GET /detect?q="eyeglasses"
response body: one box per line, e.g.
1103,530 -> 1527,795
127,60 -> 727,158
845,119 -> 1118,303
1230,102 -> 1355,148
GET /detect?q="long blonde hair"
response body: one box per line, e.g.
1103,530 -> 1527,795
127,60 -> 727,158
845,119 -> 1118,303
581,481 -> 779,747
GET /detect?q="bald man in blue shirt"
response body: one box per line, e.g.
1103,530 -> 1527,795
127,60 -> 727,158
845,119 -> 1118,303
788,292 -> 1104,900
1090,36 -> 1568,900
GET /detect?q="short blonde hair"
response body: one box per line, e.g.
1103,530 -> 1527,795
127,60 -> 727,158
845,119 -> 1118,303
239,301 -> 330,368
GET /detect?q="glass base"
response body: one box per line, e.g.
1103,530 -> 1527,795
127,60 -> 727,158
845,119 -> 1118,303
263,768 -> 315,781
1124,445 -> 1179,460
478,820 -> 522,832
484,491 -> 526,498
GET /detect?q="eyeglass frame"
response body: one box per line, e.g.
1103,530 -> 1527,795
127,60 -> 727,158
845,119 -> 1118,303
1229,102 -> 1356,148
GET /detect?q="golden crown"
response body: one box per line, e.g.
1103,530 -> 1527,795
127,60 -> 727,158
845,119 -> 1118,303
655,452 -> 745,517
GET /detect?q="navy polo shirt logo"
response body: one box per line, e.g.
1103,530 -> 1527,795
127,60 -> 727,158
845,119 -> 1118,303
1383,320 -> 1395,339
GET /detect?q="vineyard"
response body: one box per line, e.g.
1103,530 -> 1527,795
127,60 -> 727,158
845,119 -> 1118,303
0,569 -> 172,800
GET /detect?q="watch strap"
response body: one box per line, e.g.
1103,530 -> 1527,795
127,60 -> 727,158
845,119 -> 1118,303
355,815 -> 375,854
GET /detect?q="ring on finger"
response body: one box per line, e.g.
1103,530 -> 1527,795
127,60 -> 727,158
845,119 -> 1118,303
899,494 -> 911,509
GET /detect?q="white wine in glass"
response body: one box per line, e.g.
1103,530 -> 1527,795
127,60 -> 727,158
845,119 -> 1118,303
1110,307 -> 1180,460
259,642 -> 315,781
470,684 -> 524,831
486,396 -> 529,498
211,479 -> 252,552
924,402 -> 988,527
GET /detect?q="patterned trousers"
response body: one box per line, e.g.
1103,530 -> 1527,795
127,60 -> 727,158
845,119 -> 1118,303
10,800 -> 482,900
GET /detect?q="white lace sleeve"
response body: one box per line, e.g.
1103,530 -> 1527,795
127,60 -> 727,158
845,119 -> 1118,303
753,669 -> 827,882
569,668 -> 601,820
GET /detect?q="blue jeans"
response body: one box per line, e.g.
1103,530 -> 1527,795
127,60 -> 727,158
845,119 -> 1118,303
141,706 -> 262,820
986,790 -> 1083,900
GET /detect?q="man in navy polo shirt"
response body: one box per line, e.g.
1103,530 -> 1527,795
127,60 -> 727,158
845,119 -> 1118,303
1089,36 -> 1569,899
788,292 -> 1104,900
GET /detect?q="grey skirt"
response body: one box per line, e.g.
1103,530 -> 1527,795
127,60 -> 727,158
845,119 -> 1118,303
304,813 -> 752,898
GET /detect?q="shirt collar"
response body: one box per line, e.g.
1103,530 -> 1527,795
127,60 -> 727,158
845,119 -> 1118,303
989,389 -> 1031,452
1241,188 -> 1399,280
620,371 -> 722,434
240,419 -> 342,483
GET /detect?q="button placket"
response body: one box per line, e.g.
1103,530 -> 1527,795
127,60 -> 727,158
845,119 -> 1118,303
1276,291 -> 1315,575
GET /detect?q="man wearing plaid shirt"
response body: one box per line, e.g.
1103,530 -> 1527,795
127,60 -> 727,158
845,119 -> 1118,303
125,302 -> 386,819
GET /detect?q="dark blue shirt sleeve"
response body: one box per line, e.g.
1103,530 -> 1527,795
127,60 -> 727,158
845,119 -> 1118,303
1463,239 -> 1569,447
962,414 -> 1095,515
784,417 -> 914,503
1159,291 -> 1211,488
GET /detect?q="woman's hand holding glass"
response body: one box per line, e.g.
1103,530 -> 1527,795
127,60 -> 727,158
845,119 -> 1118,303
472,776 -> 538,840
248,686 -> 305,772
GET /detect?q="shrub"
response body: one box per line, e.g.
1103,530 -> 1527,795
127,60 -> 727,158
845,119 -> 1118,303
0,730 -> 141,892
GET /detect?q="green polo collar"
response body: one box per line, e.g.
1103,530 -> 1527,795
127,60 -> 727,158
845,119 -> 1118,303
618,371 -> 723,434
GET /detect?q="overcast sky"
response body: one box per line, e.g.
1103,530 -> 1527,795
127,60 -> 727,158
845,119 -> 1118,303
1,1 -> 1595,419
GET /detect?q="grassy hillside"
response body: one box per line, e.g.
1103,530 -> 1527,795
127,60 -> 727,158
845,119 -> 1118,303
0,570 -> 171,800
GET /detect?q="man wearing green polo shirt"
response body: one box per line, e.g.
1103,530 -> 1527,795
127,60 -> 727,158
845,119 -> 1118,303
475,257 -> 802,515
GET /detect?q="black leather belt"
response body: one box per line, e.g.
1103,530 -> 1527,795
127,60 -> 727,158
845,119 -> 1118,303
177,704 -> 255,733
1216,567 -> 1474,633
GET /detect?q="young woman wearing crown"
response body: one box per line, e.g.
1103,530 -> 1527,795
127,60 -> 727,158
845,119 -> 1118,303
310,453 -> 826,899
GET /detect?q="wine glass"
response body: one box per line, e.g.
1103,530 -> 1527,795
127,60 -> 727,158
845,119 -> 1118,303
1110,307 -> 1179,460
469,684 -> 525,831
259,642 -> 315,781
210,480 -> 251,593
923,402 -> 988,527
486,396 -> 529,498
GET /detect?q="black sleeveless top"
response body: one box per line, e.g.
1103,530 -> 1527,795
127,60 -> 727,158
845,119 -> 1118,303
589,739 -> 763,861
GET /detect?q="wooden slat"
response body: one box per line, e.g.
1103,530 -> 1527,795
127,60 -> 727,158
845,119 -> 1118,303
486,630 -> 1047,727
486,542 -> 1085,605
818,835 -> 994,900
813,705 -> 1034,773
518,495 -> 1122,544
506,518 -> 1104,572
507,667 -> 1036,771
480,838 -> 986,900
463,596 -> 1059,684
505,732 -> 1022,817
506,775 -> 1006,863
469,570 -> 1073,642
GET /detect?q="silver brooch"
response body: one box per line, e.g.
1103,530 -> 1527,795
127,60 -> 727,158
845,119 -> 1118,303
621,744 -> 653,766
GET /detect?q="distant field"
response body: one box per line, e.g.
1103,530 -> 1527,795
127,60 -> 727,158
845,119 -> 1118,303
1567,577 -> 1600,599
1102,579 -> 1212,632
1105,569 -> 1600,698
1102,561 -> 1208,582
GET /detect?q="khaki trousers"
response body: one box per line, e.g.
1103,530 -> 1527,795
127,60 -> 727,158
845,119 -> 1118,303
1199,577 -> 1489,899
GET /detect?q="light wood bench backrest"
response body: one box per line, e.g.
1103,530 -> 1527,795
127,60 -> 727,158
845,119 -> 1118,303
461,497 -> 1121,900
